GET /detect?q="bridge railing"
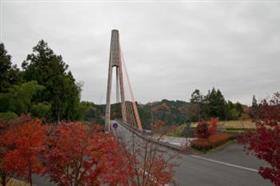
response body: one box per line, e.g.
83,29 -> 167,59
115,119 -> 187,153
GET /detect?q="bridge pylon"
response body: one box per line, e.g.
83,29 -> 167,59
105,30 -> 143,131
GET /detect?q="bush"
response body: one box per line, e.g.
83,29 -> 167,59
196,121 -> 209,138
31,102 -> 51,118
0,112 -> 18,121
191,133 -> 231,152
196,118 -> 218,138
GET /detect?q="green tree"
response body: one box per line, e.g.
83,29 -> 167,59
225,101 -> 240,120
190,89 -> 204,121
190,89 -> 203,104
22,40 -> 81,122
251,95 -> 258,118
0,81 -> 44,114
0,43 -> 21,92
31,102 -> 51,119
204,88 -> 226,120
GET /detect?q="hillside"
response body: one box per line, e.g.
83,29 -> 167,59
82,99 -> 193,129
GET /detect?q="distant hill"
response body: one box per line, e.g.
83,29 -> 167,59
81,99 -> 193,129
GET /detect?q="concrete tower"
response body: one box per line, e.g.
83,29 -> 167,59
105,30 -> 127,130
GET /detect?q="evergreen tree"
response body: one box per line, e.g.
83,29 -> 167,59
251,95 -> 258,118
190,89 -> 203,104
205,88 -> 226,120
22,40 -> 81,122
0,43 -> 21,92
190,89 -> 204,120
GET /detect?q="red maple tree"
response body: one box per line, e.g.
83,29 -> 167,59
208,118 -> 218,135
0,119 -> 12,186
196,118 -> 218,138
196,121 -> 209,138
239,92 -> 280,185
2,118 -> 46,186
44,122 -> 134,185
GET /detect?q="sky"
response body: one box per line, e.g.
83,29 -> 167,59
0,0 -> 279,105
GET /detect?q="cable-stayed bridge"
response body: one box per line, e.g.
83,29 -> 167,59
104,30 -> 272,186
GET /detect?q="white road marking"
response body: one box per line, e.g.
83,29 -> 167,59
191,155 -> 258,173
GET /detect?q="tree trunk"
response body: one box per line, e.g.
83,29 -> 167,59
1,174 -> 7,186
28,161 -> 32,186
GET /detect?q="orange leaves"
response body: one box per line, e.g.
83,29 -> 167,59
208,118 -> 218,135
193,118 -> 231,151
191,133 -> 231,151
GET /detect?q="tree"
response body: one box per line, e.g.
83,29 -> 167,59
251,95 -> 258,119
0,119 -> 12,186
44,122 -> 133,185
190,89 -> 203,121
204,88 -> 226,120
195,118 -> 218,138
190,89 -> 203,104
2,118 -> 46,186
239,92 -> 280,186
30,102 -> 51,120
0,81 -> 45,114
196,121 -> 210,138
225,101 -> 243,120
0,43 -> 21,93
208,118 -> 218,135
22,40 -> 81,122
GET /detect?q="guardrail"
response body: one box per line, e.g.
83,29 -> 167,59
115,120 -> 188,153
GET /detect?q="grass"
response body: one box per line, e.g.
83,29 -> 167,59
218,120 -> 256,129
0,178 -> 29,186
167,120 -> 256,137
191,120 -> 256,130
166,124 -> 187,137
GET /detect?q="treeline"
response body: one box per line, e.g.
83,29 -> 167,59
0,41 -> 85,122
189,88 -> 244,121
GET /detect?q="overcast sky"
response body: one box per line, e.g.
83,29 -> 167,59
0,0 -> 279,105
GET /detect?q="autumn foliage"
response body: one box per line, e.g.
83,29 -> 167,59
196,118 -> 218,138
0,117 -> 138,185
192,118 -> 230,151
44,122 -> 133,186
191,133 -> 231,151
239,92 -> 280,186
208,118 -> 218,135
0,116 -> 45,186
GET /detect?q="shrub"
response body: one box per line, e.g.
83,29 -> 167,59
196,118 -> 218,138
196,121 -> 209,138
208,133 -> 231,146
208,118 -> 218,135
0,112 -> 18,121
191,133 -> 231,152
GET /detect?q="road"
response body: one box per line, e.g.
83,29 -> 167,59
113,120 -> 273,186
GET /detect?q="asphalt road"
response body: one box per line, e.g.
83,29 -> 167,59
113,120 -> 273,186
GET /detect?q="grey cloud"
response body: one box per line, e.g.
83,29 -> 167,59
1,1 -> 279,105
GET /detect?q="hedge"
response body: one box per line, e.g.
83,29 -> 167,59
191,133 -> 231,152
